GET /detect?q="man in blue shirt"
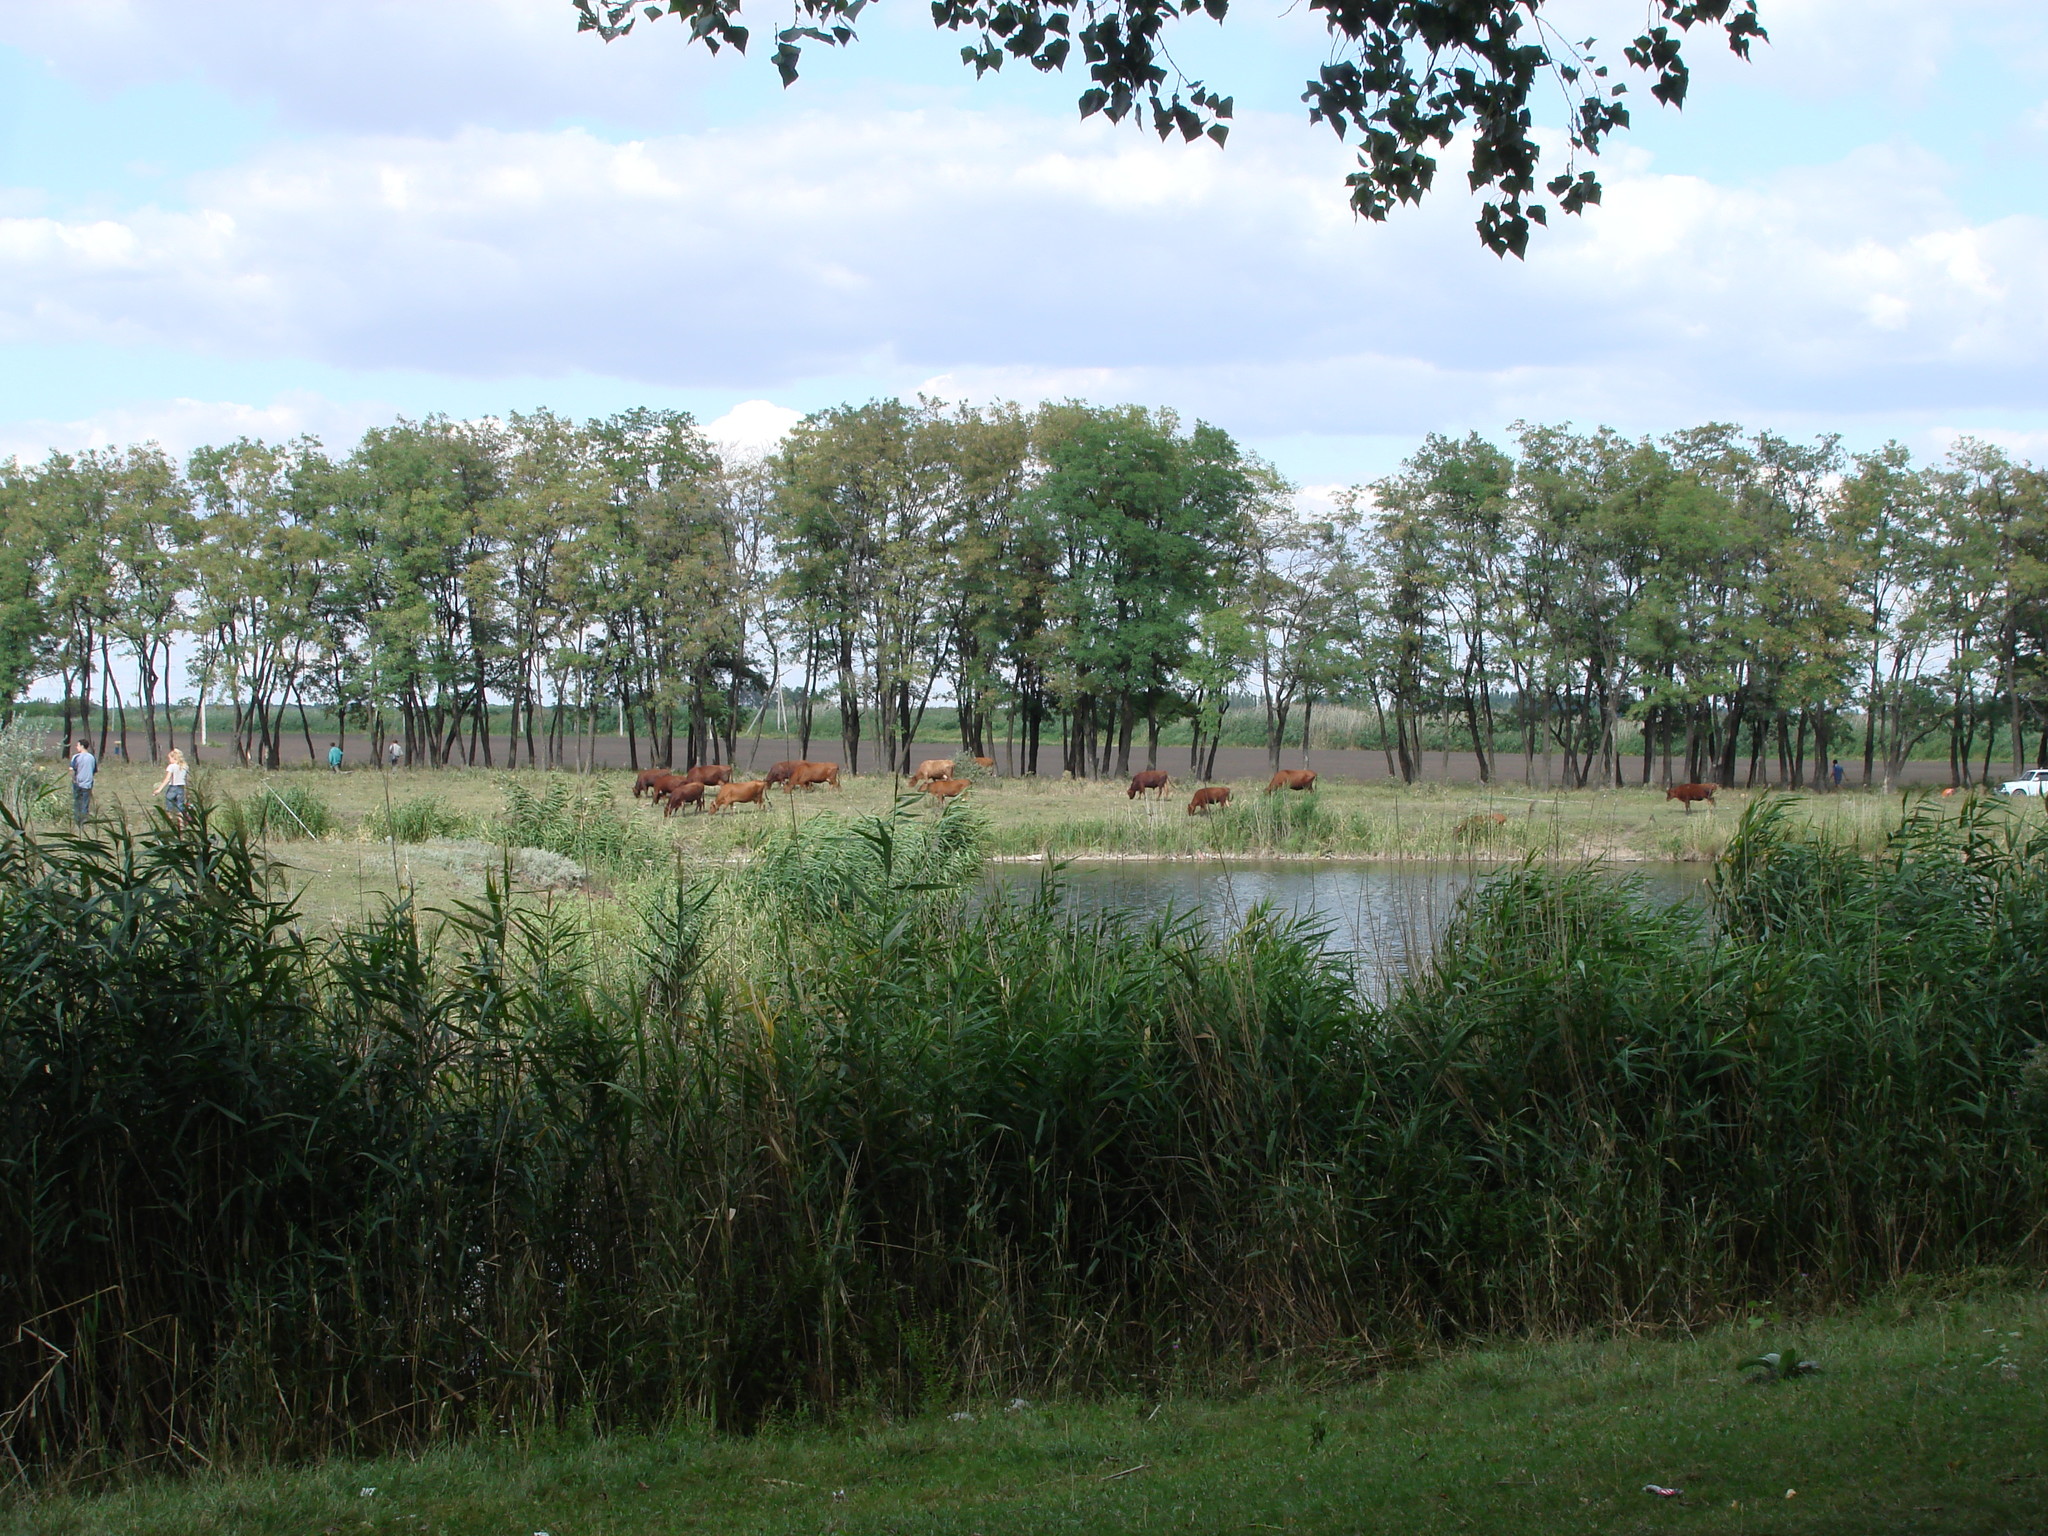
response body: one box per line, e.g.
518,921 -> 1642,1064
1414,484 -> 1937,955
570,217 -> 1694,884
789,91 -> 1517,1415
69,740 -> 96,823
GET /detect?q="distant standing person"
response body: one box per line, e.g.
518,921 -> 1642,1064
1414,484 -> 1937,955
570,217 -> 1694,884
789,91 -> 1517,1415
329,742 -> 344,772
1831,759 -> 1844,789
154,748 -> 190,824
68,740 -> 95,824
386,740 -> 402,771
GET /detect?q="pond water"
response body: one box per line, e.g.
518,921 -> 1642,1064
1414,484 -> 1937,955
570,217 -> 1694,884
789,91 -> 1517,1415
985,859 -> 1707,990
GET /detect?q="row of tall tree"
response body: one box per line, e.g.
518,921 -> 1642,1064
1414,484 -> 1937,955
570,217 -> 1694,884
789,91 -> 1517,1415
2,404 -> 2043,787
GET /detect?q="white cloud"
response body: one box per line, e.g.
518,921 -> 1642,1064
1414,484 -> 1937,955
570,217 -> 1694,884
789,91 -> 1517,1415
706,398 -> 803,455
0,391 -> 396,463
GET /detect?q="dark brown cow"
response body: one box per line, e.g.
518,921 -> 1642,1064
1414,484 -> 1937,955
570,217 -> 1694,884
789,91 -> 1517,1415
921,777 -> 971,801
1665,782 -> 1718,812
1127,770 -> 1171,800
633,768 -> 681,799
1266,769 -> 1317,794
910,758 -> 955,786
684,763 -> 732,787
710,779 -> 769,813
1187,785 -> 1232,814
661,780 -> 707,816
763,759 -> 803,788
788,761 -> 842,790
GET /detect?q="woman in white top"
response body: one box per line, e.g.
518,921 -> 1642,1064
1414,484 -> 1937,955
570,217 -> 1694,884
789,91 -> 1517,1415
154,748 -> 190,824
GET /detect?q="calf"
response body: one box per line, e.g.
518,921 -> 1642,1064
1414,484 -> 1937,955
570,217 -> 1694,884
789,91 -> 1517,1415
788,761 -> 841,790
1266,769 -> 1317,794
972,755 -> 996,771
1127,770 -> 1171,800
710,779 -> 769,813
921,777 -> 971,801
1665,782 -> 1718,812
910,758 -> 955,786
661,780 -> 707,816
1187,785 -> 1232,814
1454,811 -> 1509,841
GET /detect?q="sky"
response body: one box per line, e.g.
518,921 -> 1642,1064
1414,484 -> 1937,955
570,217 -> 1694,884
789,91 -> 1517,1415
2,0 -> 2046,501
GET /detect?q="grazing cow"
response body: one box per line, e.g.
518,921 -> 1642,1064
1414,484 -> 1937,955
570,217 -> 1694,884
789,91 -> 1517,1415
1454,811 -> 1510,841
1266,769 -> 1317,794
1127,770 -> 1171,800
763,759 -> 804,788
972,755 -> 996,770
710,779 -> 769,813
910,758 -> 955,786
633,768 -> 680,799
921,777 -> 971,801
1187,785 -> 1232,814
788,761 -> 842,791
1665,782 -> 1718,812
684,763 -> 732,787
661,780 -> 707,816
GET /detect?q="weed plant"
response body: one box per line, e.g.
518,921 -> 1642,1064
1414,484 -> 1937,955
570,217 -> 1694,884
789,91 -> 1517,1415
0,796 -> 2043,1481
500,777 -> 657,873
363,794 -> 472,844
213,781 -> 335,840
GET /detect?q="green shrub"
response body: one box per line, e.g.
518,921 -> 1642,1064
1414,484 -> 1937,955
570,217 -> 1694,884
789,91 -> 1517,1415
0,794 -> 2043,1475
216,780 -> 334,840
365,793 -> 470,843
501,777 -> 657,873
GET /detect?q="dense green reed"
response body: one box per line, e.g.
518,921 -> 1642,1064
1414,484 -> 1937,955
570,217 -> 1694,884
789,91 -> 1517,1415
0,796 -> 2043,1483
362,792 -> 473,844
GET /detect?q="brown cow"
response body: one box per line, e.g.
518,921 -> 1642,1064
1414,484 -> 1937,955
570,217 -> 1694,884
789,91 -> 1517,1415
1127,770 -> 1171,800
1266,769 -> 1317,794
763,759 -> 803,788
921,777 -> 971,801
683,763 -> 732,787
661,780 -> 707,816
972,755 -> 996,770
710,779 -> 769,813
1187,785 -> 1232,814
1454,811 -> 1510,841
910,758 -> 955,786
1665,782 -> 1718,812
788,761 -> 842,791
633,768 -> 681,799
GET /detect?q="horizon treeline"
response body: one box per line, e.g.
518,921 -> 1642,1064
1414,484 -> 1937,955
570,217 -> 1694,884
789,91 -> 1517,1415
1,402 -> 2043,788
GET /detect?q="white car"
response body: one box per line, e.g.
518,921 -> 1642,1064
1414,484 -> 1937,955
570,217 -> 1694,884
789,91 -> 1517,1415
1999,768 -> 2048,796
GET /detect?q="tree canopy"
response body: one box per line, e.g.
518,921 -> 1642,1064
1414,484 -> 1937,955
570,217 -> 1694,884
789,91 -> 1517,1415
573,0 -> 1764,255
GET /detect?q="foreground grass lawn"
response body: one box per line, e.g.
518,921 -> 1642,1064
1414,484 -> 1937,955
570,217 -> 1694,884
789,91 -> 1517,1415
22,1291 -> 2045,1536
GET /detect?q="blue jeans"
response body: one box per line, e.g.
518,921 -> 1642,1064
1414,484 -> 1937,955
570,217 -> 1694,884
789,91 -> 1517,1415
72,786 -> 92,823
164,785 -> 187,819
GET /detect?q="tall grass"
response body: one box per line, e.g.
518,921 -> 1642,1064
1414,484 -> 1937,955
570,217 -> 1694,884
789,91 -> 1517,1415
362,793 -> 472,844
0,796 -> 2043,1482
212,780 -> 335,840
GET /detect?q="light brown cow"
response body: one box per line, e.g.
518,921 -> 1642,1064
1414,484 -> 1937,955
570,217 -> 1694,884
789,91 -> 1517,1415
910,758 -> 955,786
972,755 -> 996,770
1266,769 -> 1317,794
1187,785 -> 1232,814
1454,811 -> 1510,841
710,779 -> 769,813
661,780 -> 707,816
684,763 -> 732,787
1665,782 -> 1718,812
788,761 -> 841,790
763,759 -> 803,788
921,777 -> 971,801
1127,770 -> 1171,799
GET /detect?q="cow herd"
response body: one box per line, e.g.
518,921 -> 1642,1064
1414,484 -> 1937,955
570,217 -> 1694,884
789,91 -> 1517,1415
632,757 -> 1318,820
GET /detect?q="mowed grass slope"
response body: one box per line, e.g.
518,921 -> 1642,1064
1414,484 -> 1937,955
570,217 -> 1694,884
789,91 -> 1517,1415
25,1292 -> 2046,1536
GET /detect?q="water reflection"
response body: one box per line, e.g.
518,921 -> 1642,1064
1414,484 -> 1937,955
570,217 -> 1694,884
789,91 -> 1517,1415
985,859 -> 1706,992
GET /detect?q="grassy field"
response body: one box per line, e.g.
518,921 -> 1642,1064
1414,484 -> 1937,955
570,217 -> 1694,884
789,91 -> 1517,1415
41,759 -> 2026,928
20,1289 -> 2045,1536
